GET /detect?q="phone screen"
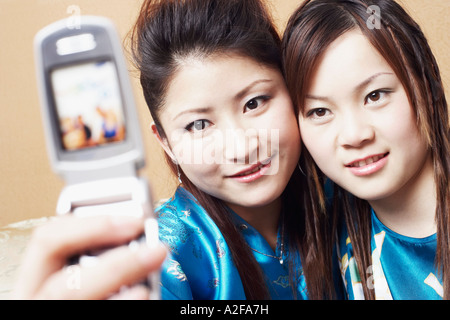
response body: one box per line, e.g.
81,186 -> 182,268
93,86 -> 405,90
51,60 -> 126,151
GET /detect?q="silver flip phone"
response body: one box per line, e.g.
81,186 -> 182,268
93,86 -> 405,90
34,16 -> 159,299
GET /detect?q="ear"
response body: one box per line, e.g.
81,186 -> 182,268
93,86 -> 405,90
151,122 -> 178,163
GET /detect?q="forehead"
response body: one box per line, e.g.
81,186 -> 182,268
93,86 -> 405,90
308,30 -> 392,93
160,53 -> 282,118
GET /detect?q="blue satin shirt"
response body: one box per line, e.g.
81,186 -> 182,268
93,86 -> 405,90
156,187 -> 308,300
338,209 -> 443,300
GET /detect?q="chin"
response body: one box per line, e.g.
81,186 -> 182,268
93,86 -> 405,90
231,187 -> 283,209
339,184 -> 392,202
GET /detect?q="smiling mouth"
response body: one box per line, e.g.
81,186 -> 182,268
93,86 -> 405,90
235,164 -> 264,176
231,161 -> 270,177
228,159 -> 272,182
344,152 -> 390,177
345,152 -> 389,168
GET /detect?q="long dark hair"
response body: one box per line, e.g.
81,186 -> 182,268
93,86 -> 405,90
282,0 -> 449,299
132,0 -> 281,136
130,0 -> 337,299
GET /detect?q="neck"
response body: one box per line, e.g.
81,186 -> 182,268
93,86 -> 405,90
369,154 -> 436,238
227,197 -> 281,250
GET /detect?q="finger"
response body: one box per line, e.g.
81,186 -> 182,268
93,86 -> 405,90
35,243 -> 166,300
33,215 -> 146,258
108,285 -> 150,300
12,215 -> 145,299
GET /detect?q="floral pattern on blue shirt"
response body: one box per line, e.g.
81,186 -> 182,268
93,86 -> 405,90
338,209 -> 443,300
156,187 -> 308,300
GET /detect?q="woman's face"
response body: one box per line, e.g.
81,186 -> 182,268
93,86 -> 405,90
299,30 -> 431,202
156,53 -> 301,210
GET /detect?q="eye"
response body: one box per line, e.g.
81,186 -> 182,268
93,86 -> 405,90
185,119 -> 211,132
312,108 -> 327,117
306,108 -> 331,118
367,91 -> 381,103
243,96 -> 270,113
304,107 -> 333,124
364,89 -> 391,105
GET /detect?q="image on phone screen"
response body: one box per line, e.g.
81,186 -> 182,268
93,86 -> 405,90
51,60 -> 126,151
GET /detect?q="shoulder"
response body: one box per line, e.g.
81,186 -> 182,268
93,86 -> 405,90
155,188 -> 244,299
155,187 -> 228,260
155,187 -> 199,225
155,188 -> 207,253
155,187 -> 199,216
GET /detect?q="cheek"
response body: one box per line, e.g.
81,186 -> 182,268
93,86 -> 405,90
182,162 -> 219,190
388,115 -> 429,170
377,94 -> 423,148
279,118 -> 301,151
275,106 -> 301,148
299,123 -> 332,165
175,133 -> 223,185
168,131 -> 219,166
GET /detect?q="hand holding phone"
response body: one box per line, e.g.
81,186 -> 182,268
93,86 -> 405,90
12,215 -> 166,300
33,16 -> 160,299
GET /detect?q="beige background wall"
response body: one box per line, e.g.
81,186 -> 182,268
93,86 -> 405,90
0,0 -> 448,226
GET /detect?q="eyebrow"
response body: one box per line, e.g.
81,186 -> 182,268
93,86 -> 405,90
234,79 -> 273,100
172,107 -> 213,122
305,72 -> 394,102
172,79 -> 273,121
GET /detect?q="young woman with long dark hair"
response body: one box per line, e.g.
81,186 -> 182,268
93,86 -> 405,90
131,0 -> 339,300
283,0 -> 449,299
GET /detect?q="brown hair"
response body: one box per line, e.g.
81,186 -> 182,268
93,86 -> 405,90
131,0 -> 337,299
282,0 -> 449,299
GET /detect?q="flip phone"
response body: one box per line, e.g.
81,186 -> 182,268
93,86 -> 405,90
34,16 -> 160,299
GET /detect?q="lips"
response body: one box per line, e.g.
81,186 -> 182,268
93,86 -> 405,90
345,152 -> 389,168
233,163 -> 266,176
228,160 -> 272,182
345,152 -> 389,176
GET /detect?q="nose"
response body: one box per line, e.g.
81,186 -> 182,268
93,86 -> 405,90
222,121 -> 259,164
337,111 -> 375,148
